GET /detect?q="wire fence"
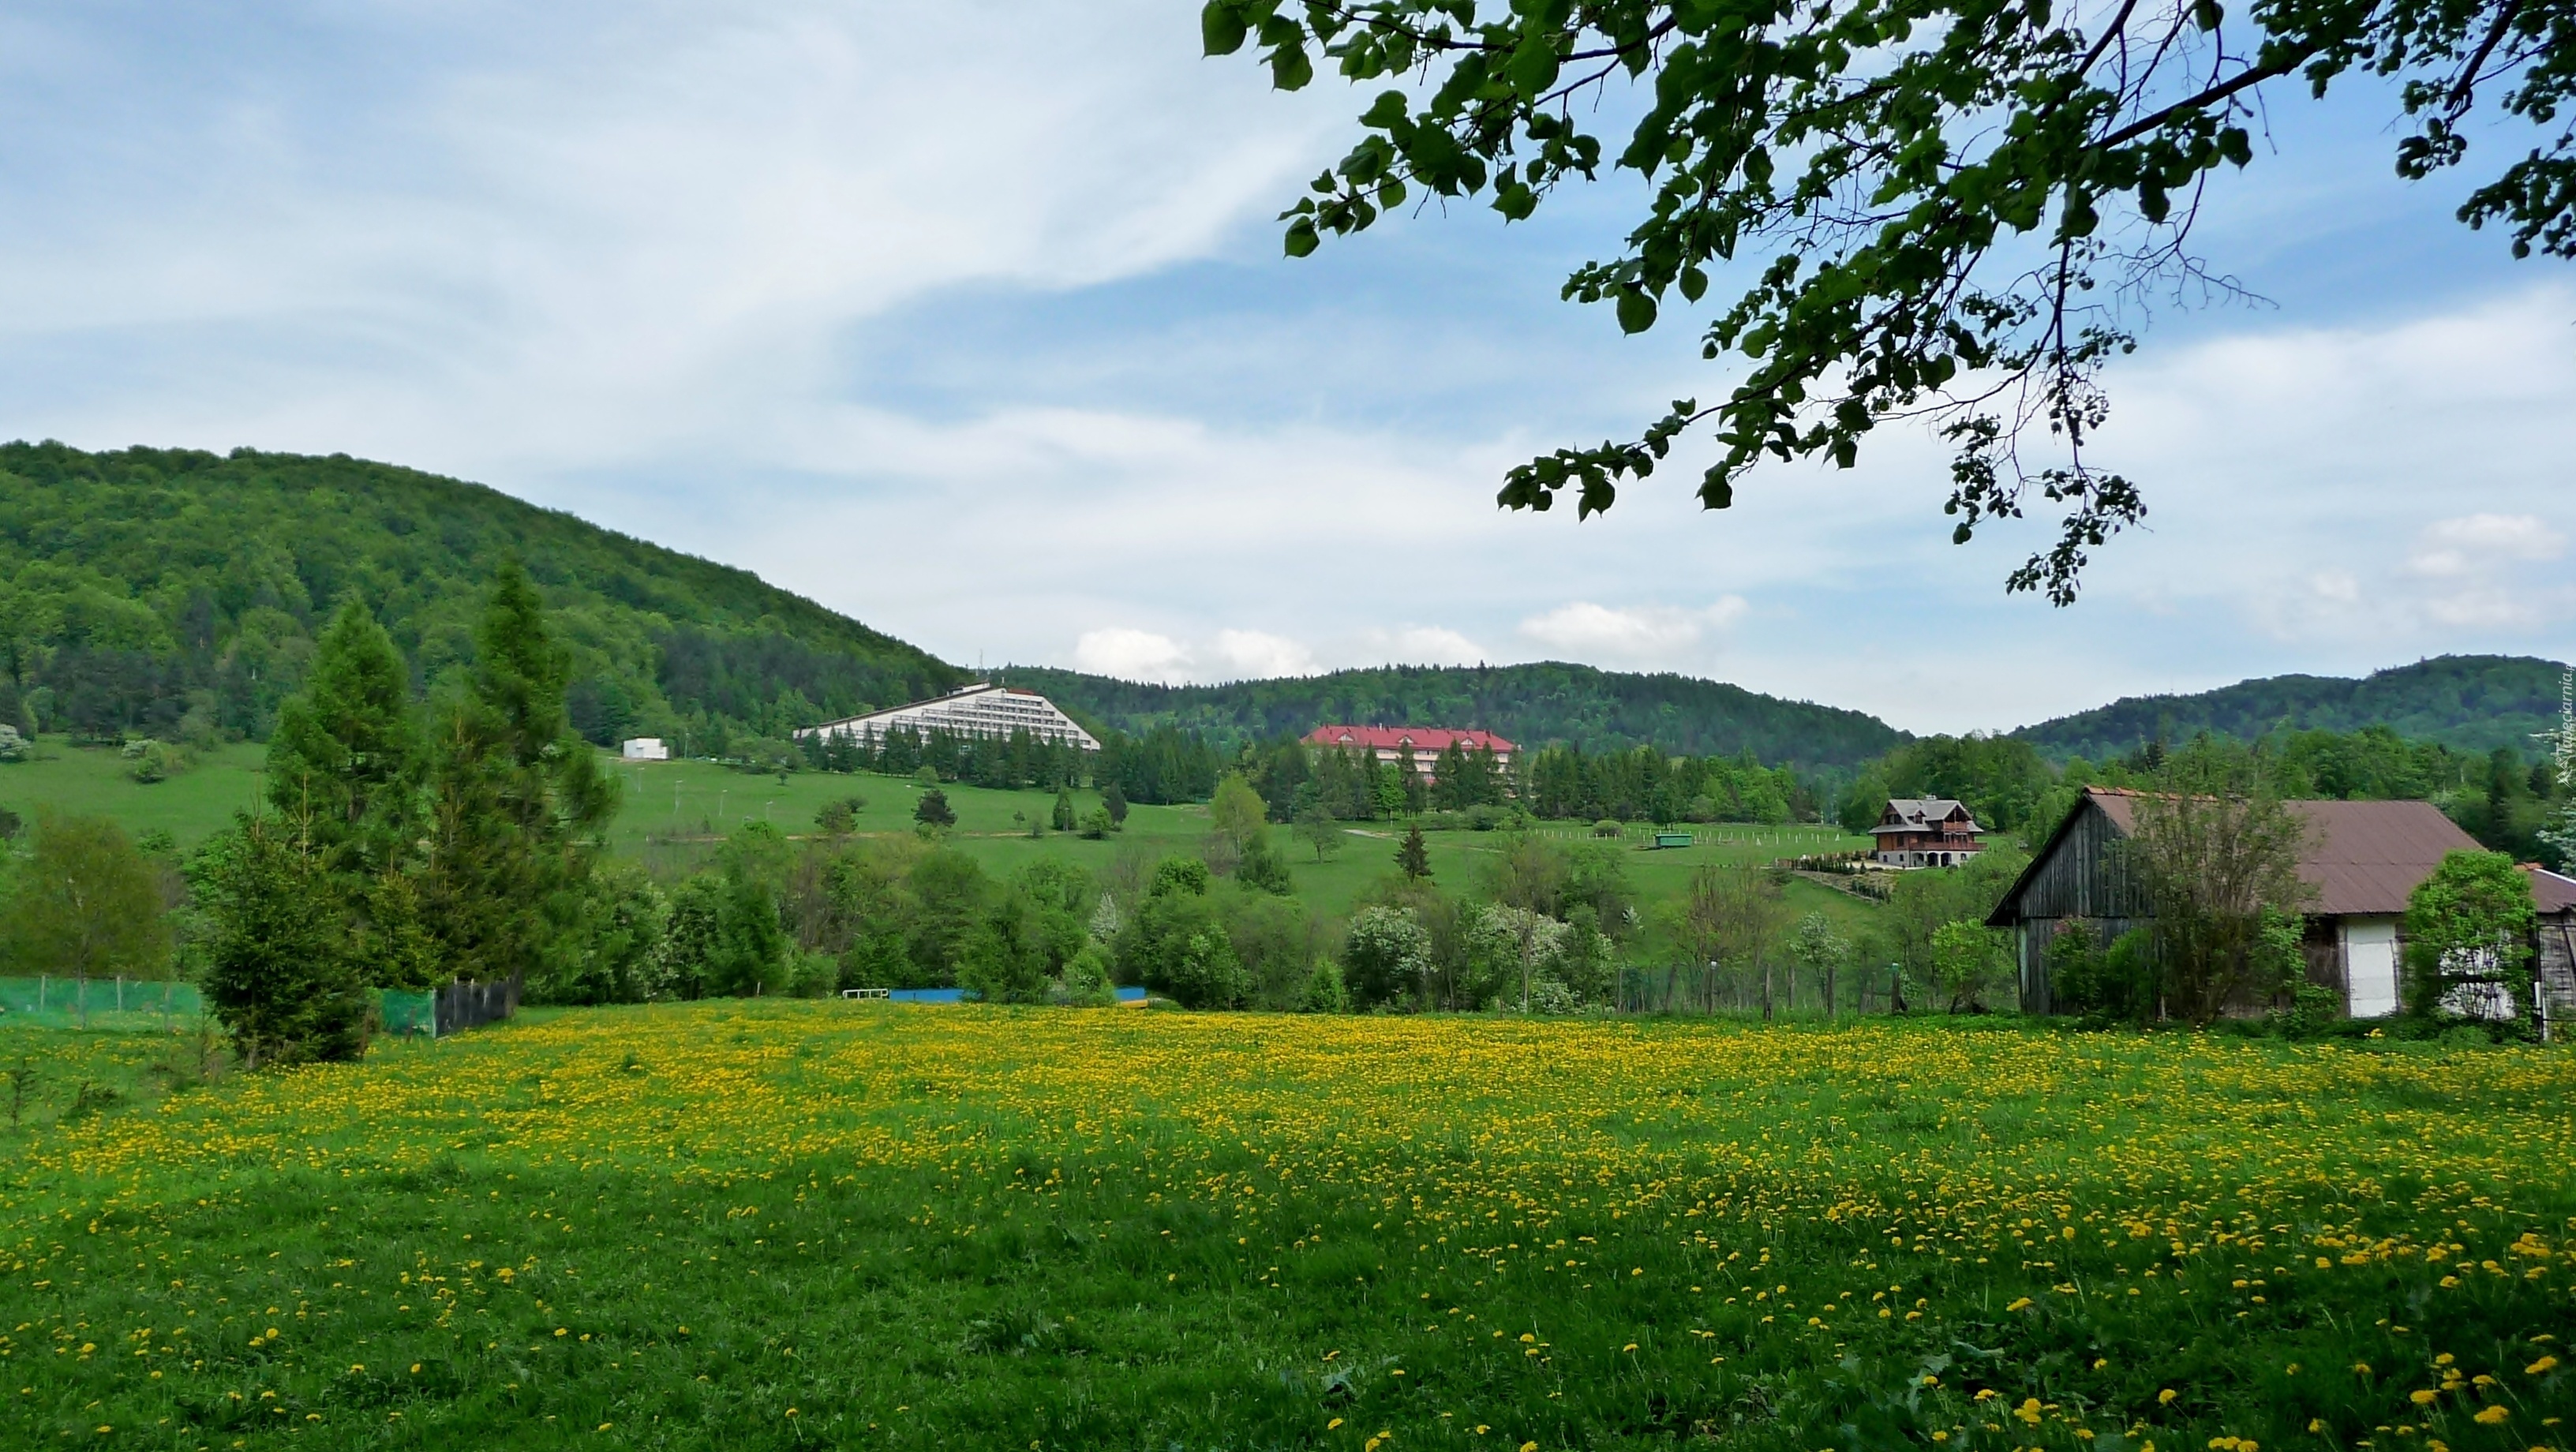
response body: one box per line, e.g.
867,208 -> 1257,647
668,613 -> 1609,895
0,975 -> 200,1029
0,975 -> 522,1038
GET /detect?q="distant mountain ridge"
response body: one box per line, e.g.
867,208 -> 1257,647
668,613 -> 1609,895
7,444 -> 2559,777
997,662 -> 1911,770
2009,654 -> 2571,761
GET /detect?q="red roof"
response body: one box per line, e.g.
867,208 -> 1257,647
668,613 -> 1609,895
1305,725 -> 1516,754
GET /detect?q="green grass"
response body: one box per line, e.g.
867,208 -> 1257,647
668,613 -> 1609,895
0,738 -> 267,847
2,1006 -> 2570,1450
0,744 -> 1874,936
605,757 -> 1874,926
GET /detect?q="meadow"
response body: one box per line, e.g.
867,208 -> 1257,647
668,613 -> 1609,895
0,741 -> 1877,931
3,1005 -> 2570,1450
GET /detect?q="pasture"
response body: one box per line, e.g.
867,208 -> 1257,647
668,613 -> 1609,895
0,741 -> 1878,930
3,1005 -> 2570,1450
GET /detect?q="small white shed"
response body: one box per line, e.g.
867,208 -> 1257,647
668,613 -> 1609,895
622,738 -> 670,762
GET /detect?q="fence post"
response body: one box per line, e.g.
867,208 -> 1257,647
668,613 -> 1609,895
36,975 -> 44,1013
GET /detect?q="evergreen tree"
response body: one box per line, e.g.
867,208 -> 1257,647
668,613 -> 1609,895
1395,825 -> 1432,881
1235,829 -> 1295,895
264,599 -> 419,878
420,562 -> 619,988
914,788 -> 957,829
1103,780 -> 1129,827
1050,787 -> 1077,832
197,817 -> 370,1068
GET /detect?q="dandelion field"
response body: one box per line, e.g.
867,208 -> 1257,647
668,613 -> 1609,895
4,1009 -> 2572,1451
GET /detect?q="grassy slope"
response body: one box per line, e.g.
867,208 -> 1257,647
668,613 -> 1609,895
0,743 -> 1877,944
611,754 -> 1871,926
2,1007 -> 2568,1450
0,739 -> 265,844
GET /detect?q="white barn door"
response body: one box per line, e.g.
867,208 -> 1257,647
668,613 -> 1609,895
2342,917 -> 2400,1018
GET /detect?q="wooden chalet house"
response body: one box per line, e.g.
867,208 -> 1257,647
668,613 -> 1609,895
1869,798 -> 1988,868
1988,786 -> 2576,1025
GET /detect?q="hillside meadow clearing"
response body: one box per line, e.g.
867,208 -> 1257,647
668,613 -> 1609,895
0,740 -> 1877,931
4,1007 -> 2572,1450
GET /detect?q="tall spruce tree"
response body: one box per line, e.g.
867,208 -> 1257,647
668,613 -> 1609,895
264,599 -> 419,876
421,562 -> 618,988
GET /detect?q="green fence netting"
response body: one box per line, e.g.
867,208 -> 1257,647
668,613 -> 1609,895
0,975 -> 200,1027
379,990 -> 437,1038
2,979 -> 447,1035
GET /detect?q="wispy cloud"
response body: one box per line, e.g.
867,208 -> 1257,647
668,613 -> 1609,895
1518,599 -> 1748,664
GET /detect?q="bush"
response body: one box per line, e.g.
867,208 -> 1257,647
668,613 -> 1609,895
788,952 -> 839,998
1342,906 -> 1432,1012
914,788 -> 957,829
815,796 -> 868,835
1056,943 -> 1118,1006
1114,890 -> 1247,1009
959,896 -> 1053,1005
2401,849 -> 2536,1028
195,819 -> 370,1069
1299,957 -> 1350,1012
0,724 -> 24,762
1592,819 -> 1623,838
124,738 -> 189,784
1234,830 -> 1294,895
1927,920 -> 2011,1013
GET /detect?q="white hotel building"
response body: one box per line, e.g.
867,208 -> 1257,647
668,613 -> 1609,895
794,683 -> 1101,753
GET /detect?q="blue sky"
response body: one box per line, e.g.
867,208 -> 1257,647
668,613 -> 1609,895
2,2 -> 2570,734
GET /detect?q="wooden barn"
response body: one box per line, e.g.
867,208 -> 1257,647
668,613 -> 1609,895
1989,786 -> 2576,1023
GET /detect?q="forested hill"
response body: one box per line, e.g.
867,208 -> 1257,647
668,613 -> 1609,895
999,662 -> 1909,769
0,443 -> 962,749
2011,654 -> 2570,761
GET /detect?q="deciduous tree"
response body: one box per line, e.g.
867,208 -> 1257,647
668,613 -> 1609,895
0,810 -> 171,1005
1208,0 -> 2573,599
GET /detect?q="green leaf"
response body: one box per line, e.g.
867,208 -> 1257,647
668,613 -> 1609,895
1271,41 -> 1315,91
1698,468 -> 1734,510
1283,218 -> 1320,258
1616,287 -> 1658,335
1679,266 -> 1708,302
1200,2 -> 1249,56
1360,90 -> 1410,129
1510,26 -> 1563,99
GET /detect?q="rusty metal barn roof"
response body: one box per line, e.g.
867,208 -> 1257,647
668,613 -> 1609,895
2018,787 -> 2541,919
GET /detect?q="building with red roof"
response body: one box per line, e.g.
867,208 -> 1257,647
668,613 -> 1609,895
1304,724 -> 1515,781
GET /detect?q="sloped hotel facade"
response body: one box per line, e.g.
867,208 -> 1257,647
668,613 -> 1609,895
1989,787 -> 2576,1027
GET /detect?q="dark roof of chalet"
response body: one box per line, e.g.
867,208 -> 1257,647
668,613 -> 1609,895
1992,786 -> 2563,923
1870,797 -> 1985,836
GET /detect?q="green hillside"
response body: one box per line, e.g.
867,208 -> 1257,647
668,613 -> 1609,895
0,443 -> 963,750
1004,661 -> 1909,769
2010,654 -> 2571,761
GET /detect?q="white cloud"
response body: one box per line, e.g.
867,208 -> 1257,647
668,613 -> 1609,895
2407,513 -> 2567,578
1354,626 -> 1491,668
1211,630 -> 1319,679
1518,599 -> 1749,664
1072,628 -> 1191,683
